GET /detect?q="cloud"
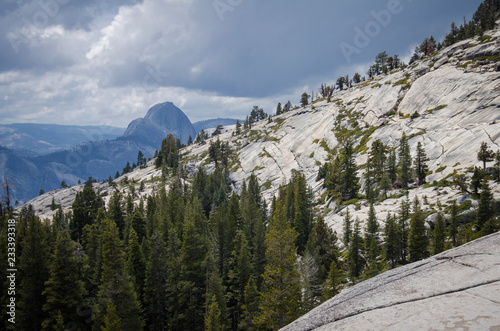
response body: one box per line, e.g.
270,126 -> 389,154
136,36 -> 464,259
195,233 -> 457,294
0,0 -> 484,127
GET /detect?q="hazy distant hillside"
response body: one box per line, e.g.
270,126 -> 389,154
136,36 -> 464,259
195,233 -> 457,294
0,123 -> 125,156
2,102 -> 196,202
192,118 -> 239,133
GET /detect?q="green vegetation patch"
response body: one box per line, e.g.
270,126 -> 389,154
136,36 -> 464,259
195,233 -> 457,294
425,104 -> 448,114
261,180 -> 272,191
435,166 -> 447,173
392,79 -> 411,90
472,55 -> 500,63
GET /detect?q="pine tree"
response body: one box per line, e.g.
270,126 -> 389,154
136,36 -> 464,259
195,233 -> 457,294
53,311 -> 66,331
205,255 -> 227,330
129,209 -> 146,244
368,139 -> 387,184
70,186 -> 104,241
300,92 -> 309,107
449,201 -> 458,247
491,150 -> 500,182
398,132 -> 412,188
94,219 -> 144,331
384,213 -> 400,268
365,203 -> 379,247
343,208 -> 352,245
227,231 -> 251,330
300,237 -> 322,311
476,180 -> 494,230
321,260 -> 341,301
255,201 -> 301,329
414,141 -> 429,185
432,213 -> 446,255
348,218 -> 365,281
276,102 -> 283,115
339,138 -> 359,201
17,208 -> 50,330
42,229 -> 87,329
312,216 -> 340,277
239,277 -> 259,330
477,142 -> 494,170
108,190 -> 124,238
408,197 -> 429,262
398,195 -> 411,263
102,302 -> 121,331
126,228 -> 145,306
387,150 -> 398,184
291,171 -> 313,253
143,231 -> 168,330
176,198 -> 207,330
205,295 -> 221,331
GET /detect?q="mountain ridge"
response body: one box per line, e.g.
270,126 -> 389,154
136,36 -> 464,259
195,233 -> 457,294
1,102 -> 197,202
123,101 -> 196,145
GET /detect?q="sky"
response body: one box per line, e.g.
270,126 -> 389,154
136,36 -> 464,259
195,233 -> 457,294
0,0 -> 484,128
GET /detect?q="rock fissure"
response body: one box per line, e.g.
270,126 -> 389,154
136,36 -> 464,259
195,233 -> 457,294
483,128 -> 500,149
305,278 -> 500,330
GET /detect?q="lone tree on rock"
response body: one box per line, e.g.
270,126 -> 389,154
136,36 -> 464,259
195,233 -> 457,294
414,141 -> 429,186
477,142 -> 494,170
300,92 -> 309,107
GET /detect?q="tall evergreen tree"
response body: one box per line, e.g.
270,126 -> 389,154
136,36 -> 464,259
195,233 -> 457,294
449,201 -> 458,247
126,228 -> 146,306
493,150 -> 500,182
102,302 -> 121,331
255,201 -> 301,330
348,218 -> 365,281
364,203 -> 379,247
70,186 -> 104,241
226,231 -> 251,330
321,260 -> 342,302
143,231 -> 168,330
276,102 -> 283,115
42,229 -> 87,330
239,277 -> 259,330
205,295 -> 222,331
387,150 -> 398,184
108,190 -> 124,238
398,132 -> 412,189
408,197 -> 429,262
414,141 -> 429,185
476,180 -> 494,230
176,198 -> 207,330
94,219 -> 144,331
17,208 -> 50,330
343,208 -> 352,246
300,238 -> 323,311
384,213 -> 400,269
339,138 -> 359,200
312,216 -> 339,277
432,213 -> 446,255
398,195 -> 411,263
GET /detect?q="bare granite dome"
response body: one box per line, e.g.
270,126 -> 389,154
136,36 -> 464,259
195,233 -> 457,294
281,232 -> 500,330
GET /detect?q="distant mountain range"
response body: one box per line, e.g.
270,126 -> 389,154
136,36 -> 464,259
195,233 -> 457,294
1,102 -> 230,203
192,118 -> 239,133
0,123 -> 125,156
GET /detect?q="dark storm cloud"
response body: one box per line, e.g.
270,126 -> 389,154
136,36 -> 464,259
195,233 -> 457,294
0,0 -> 484,126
